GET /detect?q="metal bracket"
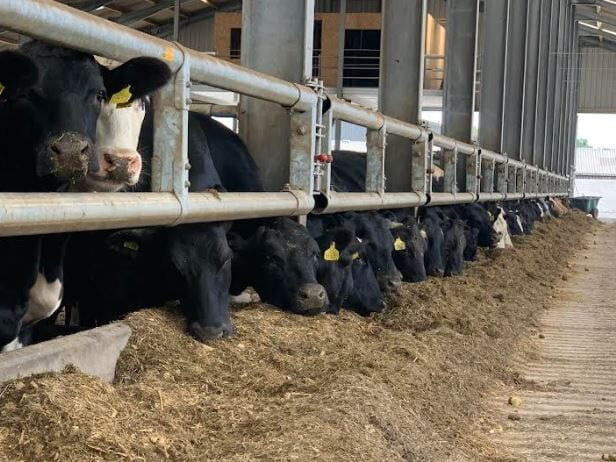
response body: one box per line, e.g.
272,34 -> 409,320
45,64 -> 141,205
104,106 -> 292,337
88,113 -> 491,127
496,154 -> 508,198
411,132 -> 432,195
466,147 -> 480,198
442,146 -> 457,194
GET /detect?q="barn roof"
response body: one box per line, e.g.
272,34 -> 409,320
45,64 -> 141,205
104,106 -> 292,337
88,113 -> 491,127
575,147 -> 616,177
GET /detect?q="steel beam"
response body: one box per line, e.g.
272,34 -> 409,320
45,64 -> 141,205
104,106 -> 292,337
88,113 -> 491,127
442,0 -> 480,143
334,0 -> 346,150
502,0 -> 528,160
533,0 -> 553,168
520,0 -> 541,164
239,0 -> 315,192
113,0 -> 190,27
551,0 -> 567,174
379,0 -> 427,192
478,0 -> 509,153
442,0 -> 479,193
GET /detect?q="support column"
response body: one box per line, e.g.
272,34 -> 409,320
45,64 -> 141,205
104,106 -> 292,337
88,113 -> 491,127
520,0 -> 541,164
534,0 -> 553,168
240,0 -> 315,191
442,0 -> 480,192
550,0 -> 567,173
478,0 -> 509,153
379,0 -> 427,192
502,0 -> 527,160
542,0 -> 561,170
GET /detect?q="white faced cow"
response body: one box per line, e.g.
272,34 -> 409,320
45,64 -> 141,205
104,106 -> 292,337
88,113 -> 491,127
491,207 -> 513,249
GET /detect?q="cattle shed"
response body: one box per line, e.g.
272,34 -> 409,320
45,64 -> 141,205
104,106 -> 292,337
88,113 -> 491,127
1,1 -> 616,460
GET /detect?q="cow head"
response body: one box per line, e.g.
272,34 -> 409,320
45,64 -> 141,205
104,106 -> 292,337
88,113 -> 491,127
2,42 -> 109,190
443,219 -> 466,277
76,57 -> 172,192
347,243 -> 387,316
389,218 -> 428,283
461,204 -> 500,248
421,210 -> 445,277
345,212 -> 402,298
230,218 -> 328,316
315,228 -> 358,315
164,223 -> 234,341
491,207 -> 510,249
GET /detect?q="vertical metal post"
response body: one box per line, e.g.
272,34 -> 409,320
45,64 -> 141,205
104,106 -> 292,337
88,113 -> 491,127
520,0 -> 541,164
507,164 -> 516,194
442,147 -> 458,194
173,0 -> 180,42
442,0 -> 480,192
478,0 -> 509,153
502,0 -> 527,160
550,0 -> 567,174
365,124 -> 387,194
516,165 -> 525,196
319,108 -> 333,194
558,4 -> 571,176
466,149 -> 480,196
151,52 -> 190,211
534,0 -> 552,168
496,160 -> 508,195
335,0 -> 346,151
411,136 -> 431,195
240,0 -> 315,192
480,158 -> 495,194
379,0 -> 427,192
542,0 -> 561,171
568,25 -> 580,178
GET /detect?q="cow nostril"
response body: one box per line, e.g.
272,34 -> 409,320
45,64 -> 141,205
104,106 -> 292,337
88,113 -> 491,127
50,144 -> 61,155
80,145 -> 89,156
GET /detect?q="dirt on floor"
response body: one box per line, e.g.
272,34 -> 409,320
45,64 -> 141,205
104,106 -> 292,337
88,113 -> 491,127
0,212 -> 598,462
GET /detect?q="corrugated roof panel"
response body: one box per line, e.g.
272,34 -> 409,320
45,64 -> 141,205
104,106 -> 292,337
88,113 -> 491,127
575,147 -> 616,176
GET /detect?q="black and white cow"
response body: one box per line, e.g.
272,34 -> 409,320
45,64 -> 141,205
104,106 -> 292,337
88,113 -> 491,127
0,44 -> 171,351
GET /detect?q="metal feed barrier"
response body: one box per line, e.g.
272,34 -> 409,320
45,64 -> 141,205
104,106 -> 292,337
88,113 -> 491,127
0,0 -> 568,237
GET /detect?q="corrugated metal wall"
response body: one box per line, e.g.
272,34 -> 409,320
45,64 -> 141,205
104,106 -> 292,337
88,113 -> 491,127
179,17 -> 215,52
578,47 -> 616,113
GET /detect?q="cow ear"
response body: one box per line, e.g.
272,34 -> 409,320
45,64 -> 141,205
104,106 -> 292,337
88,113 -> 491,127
0,51 -> 39,99
102,57 -> 172,104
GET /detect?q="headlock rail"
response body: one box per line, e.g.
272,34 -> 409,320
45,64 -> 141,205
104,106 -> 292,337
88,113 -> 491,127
0,0 -> 568,237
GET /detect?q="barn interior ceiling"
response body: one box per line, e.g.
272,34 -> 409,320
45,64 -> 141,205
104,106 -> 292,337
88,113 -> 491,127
0,0 -> 241,48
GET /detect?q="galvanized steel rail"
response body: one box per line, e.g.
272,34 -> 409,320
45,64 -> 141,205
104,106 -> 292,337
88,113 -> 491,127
0,0 -> 568,236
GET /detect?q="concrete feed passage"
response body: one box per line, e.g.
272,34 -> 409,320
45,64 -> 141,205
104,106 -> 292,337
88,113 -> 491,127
490,224 -> 616,461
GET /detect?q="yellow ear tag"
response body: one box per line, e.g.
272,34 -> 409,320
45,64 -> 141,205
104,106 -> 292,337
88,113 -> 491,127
0,82 -> 5,96
324,242 -> 340,262
351,252 -> 360,260
123,241 -> 139,251
110,85 -> 132,105
420,229 -> 427,239
394,236 -> 406,251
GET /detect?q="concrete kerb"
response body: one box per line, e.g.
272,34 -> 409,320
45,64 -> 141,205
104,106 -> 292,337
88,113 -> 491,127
0,323 -> 131,384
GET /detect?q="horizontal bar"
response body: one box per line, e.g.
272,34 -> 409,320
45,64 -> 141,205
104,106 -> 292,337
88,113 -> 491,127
0,192 -> 314,236
328,96 -> 427,141
0,0 -> 317,111
477,193 -> 507,202
314,192 -> 427,214
428,193 -> 477,206
190,103 -> 238,117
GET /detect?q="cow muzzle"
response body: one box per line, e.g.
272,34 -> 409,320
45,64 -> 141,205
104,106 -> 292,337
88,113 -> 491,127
100,150 -> 142,184
378,274 -> 402,297
295,283 -> 329,315
47,132 -> 92,181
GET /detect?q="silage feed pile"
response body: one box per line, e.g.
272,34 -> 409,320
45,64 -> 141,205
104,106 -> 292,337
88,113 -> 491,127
0,212 -> 597,462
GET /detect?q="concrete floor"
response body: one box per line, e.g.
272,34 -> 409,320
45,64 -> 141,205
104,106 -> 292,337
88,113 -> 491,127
489,224 -> 616,461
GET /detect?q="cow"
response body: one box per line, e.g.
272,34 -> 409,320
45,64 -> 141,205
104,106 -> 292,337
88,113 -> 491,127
418,208 -> 446,277
491,207 -> 514,249
308,215 -> 386,315
381,212 -> 428,283
0,44 -> 172,351
443,218 -> 467,277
